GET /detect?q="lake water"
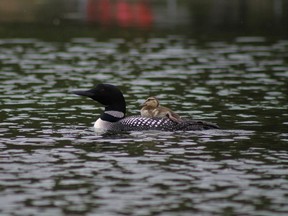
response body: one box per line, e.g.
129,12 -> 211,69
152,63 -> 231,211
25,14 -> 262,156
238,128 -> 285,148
0,32 -> 288,215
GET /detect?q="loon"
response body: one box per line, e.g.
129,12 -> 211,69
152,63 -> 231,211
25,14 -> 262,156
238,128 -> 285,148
73,84 -> 219,132
140,96 -> 183,123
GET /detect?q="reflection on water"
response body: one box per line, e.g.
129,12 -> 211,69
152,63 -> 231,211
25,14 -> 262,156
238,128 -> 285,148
0,35 -> 288,216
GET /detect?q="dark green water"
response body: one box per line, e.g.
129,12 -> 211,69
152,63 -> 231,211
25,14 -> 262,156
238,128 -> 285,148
1,33 -> 287,216
1,2 -> 288,214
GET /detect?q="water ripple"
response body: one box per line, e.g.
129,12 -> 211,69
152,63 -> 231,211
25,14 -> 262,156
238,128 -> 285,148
0,36 -> 287,216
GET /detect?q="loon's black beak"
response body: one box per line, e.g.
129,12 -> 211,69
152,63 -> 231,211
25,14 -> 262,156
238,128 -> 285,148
72,90 -> 94,98
72,84 -> 126,109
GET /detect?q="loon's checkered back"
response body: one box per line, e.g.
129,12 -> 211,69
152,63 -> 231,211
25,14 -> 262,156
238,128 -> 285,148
111,116 -> 219,131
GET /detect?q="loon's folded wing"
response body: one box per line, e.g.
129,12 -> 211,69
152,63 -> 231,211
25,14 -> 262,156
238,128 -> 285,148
111,116 -> 219,131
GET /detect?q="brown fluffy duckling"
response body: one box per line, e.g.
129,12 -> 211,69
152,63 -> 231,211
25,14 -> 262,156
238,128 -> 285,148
140,96 -> 183,123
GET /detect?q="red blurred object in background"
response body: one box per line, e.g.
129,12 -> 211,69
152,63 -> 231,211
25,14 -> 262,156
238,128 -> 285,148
134,0 -> 153,28
87,0 -> 153,28
98,0 -> 112,25
116,0 -> 133,27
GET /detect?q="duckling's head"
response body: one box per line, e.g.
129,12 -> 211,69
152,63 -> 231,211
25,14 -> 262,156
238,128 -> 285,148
141,96 -> 159,108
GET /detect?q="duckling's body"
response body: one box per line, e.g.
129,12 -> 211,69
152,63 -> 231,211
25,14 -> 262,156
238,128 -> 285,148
140,96 -> 183,123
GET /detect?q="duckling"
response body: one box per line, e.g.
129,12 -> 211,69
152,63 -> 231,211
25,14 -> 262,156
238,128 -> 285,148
140,96 -> 183,123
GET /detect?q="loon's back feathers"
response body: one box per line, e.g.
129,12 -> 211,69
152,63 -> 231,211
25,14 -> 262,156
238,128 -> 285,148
112,116 -> 219,131
73,84 -> 220,132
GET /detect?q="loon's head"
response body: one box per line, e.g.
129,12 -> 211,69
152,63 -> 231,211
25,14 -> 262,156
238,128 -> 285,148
141,96 -> 159,108
73,84 -> 126,114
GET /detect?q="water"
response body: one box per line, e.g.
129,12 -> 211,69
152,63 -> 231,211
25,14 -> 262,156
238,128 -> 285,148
0,35 -> 288,216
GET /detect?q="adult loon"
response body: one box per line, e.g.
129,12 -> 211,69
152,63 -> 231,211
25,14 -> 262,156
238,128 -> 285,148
140,96 -> 183,123
73,84 -> 219,132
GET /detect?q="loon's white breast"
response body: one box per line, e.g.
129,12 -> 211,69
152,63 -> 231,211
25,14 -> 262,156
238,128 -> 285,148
94,111 -> 125,131
94,118 -> 112,130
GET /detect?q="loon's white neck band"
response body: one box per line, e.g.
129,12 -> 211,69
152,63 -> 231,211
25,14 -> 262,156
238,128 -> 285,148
104,111 -> 125,118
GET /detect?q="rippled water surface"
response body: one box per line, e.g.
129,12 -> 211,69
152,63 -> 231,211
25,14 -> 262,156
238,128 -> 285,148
1,35 -> 288,216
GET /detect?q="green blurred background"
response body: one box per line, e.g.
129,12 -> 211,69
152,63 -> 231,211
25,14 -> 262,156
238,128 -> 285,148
0,0 -> 287,39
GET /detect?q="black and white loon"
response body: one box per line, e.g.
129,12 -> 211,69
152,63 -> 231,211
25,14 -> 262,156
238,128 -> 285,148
73,84 -> 219,132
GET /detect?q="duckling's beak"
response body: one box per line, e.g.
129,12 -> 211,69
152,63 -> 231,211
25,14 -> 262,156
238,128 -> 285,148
140,101 -> 146,107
